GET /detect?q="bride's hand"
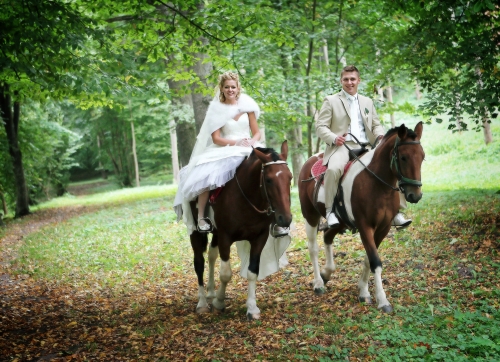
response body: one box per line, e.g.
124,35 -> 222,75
235,138 -> 253,147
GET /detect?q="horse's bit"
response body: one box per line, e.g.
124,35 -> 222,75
235,160 -> 288,216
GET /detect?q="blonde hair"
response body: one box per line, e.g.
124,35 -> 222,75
218,71 -> 241,102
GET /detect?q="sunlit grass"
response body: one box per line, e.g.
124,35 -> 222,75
16,194 -> 189,289
33,185 -> 178,210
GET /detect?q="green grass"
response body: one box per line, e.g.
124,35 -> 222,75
16,194 -> 188,289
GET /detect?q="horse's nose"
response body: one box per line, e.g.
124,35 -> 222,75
276,213 -> 292,227
407,191 -> 423,204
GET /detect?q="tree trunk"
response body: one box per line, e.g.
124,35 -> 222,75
130,120 -> 140,187
386,85 -> 396,128
0,190 -> 7,216
128,100 -> 140,187
169,120 -> 180,184
305,0 -> 317,159
167,78 -> 196,168
0,84 -> 30,217
415,81 -> 422,100
190,41 -> 213,134
475,67 -> 494,144
483,119 -> 493,144
97,135 -> 107,179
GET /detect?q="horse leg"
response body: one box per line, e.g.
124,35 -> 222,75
212,236 -> 232,312
321,228 -> 337,284
206,236 -> 219,301
306,221 -> 326,295
245,234 -> 269,321
190,232 -> 210,314
358,255 -> 373,305
359,227 -> 393,313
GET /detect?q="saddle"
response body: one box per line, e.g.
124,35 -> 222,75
310,146 -> 368,184
310,147 -> 369,231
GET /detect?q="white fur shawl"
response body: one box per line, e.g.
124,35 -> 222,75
204,93 -> 260,135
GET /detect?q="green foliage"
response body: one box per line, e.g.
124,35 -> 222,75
365,306 -> 500,361
0,100 -> 81,207
385,0 -> 500,130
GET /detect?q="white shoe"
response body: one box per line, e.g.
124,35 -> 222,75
271,224 -> 289,238
391,213 -> 412,229
327,212 -> 340,228
197,218 -> 213,233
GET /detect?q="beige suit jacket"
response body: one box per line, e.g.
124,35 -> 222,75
316,91 -> 385,165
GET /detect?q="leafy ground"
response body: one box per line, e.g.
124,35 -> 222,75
0,186 -> 499,361
1,120 -> 499,361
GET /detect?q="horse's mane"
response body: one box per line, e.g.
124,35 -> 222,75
253,147 -> 281,161
383,125 -> 418,140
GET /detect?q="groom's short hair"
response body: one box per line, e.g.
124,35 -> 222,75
341,65 -> 360,78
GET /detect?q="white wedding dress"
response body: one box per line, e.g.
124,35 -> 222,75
175,113 -> 262,204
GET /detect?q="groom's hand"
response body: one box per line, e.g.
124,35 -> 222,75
334,134 -> 347,146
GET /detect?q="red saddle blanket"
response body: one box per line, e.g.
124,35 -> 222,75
311,158 -> 356,184
209,187 -> 224,204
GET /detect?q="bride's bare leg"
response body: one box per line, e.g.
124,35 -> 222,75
197,191 -> 210,228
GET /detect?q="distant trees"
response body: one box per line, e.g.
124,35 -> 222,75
1,0 -> 497,216
385,0 -> 499,141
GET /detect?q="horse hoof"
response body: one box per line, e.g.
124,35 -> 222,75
358,296 -> 373,305
320,273 -> 330,284
212,299 -> 225,311
213,307 -> 225,314
314,287 -> 326,296
196,306 -> 211,314
379,305 -> 394,313
247,312 -> 261,321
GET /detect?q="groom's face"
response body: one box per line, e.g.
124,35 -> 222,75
341,71 -> 361,96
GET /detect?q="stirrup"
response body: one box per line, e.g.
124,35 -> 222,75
197,217 -> 214,233
270,223 -> 289,238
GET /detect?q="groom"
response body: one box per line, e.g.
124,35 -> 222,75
316,65 -> 411,229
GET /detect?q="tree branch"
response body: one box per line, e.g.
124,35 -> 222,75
155,0 -> 254,43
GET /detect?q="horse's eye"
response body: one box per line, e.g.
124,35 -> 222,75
266,178 -> 272,184
401,156 -> 407,162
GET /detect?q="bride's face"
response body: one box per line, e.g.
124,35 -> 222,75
222,80 -> 239,103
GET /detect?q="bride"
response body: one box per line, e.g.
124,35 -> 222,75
174,71 -> 289,236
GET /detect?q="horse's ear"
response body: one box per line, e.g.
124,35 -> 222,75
414,121 -> 423,140
253,147 -> 272,163
398,123 -> 408,140
280,140 -> 288,161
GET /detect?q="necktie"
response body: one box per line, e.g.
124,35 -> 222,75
349,96 -> 359,139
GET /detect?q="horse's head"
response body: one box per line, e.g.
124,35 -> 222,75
253,141 -> 293,227
391,122 -> 425,203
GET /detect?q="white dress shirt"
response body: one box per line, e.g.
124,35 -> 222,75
343,90 -> 368,143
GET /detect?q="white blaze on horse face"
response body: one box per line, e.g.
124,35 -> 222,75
276,170 -> 283,177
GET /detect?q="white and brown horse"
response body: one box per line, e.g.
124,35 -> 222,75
189,141 -> 293,320
298,123 -> 424,312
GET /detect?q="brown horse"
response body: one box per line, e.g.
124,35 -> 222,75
299,123 -> 424,313
189,141 -> 293,320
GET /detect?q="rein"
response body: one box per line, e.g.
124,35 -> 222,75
235,160 -> 288,216
344,133 -> 422,193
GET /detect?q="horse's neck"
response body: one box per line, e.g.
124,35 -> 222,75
370,136 -> 397,186
238,157 -> 262,192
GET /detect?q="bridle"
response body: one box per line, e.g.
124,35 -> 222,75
390,136 -> 423,192
235,160 -> 288,216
